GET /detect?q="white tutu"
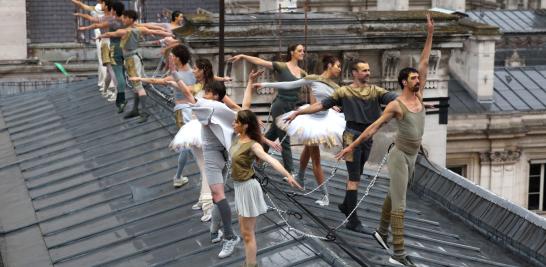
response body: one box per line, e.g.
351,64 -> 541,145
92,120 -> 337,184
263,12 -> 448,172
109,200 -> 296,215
169,119 -> 203,151
276,104 -> 345,152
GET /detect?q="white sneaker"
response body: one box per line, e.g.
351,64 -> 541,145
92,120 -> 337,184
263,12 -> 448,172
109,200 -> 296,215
201,206 -> 212,222
315,195 -> 329,206
173,176 -> 189,188
218,235 -> 240,258
211,229 -> 223,243
192,201 -> 202,210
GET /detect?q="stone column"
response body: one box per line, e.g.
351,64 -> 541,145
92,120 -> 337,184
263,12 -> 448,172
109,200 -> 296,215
0,0 -> 27,60
449,34 -> 500,102
480,150 -> 523,205
432,0 -> 466,11
377,0 -> 409,11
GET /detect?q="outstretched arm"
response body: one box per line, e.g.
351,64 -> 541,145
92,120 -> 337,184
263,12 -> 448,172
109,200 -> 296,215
71,0 -> 95,12
335,101 -> 401,160
99,28 -> 126,39
283,101 -> 325,124
139,27 -> 174,38
130,77 -> 171,85
417,13 -> 434,100
136,22 -> 169,31
251,143 -> 302,190
242,70 -> 264,110
223,96 -> 241,111
214,75 -> 232,82
79,21 -> 109,31
74,13 -> 99,22
227,54 -> 273,70
165,78 -> 196,104
254,78 -> 310,91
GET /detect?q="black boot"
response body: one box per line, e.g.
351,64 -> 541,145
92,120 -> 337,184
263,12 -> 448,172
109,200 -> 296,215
124,96 -> 140,119
138,95 -> 149,123
116,92 -> 128,113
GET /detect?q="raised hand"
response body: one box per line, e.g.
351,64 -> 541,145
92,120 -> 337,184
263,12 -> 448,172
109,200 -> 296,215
426,13 -> 434,34
248,69 -> 264,81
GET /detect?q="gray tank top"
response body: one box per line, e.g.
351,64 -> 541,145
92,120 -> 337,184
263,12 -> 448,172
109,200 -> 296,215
172,70 -> 196,100
394,99 -> 425,155
121,27 -> 140,56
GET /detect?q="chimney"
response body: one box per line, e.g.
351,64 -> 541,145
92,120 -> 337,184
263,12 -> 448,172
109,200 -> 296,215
260,0 -> 297,12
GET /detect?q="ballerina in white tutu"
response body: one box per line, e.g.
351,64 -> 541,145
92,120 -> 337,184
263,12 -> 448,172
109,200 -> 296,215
253,55 -> 344,206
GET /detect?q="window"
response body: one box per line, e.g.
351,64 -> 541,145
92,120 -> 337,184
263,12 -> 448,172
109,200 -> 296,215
528,163 -> 545,211
448,165 -> 466,177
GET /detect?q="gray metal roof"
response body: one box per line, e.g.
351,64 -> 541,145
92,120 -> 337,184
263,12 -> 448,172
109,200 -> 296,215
467,10 -> 546,33
494,49 -> 546,67
449,66 -> 546,115
0,78 -> 535,266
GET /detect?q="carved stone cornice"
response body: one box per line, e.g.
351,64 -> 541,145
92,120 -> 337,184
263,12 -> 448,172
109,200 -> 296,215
382,50 -> 400,79
480,149 -> 521,164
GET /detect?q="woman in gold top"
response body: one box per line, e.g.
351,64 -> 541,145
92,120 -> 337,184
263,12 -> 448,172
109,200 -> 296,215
231,71 -> 302,267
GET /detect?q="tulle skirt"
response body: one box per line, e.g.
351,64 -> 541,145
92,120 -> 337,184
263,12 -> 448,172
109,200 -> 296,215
276,105 -> 345,152
169,119 -> 202,152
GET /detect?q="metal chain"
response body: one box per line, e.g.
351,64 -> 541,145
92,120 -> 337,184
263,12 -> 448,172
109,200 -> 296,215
295,160 -> 339,197
333,149 -> 390,230
264,191 -> 331,240
257,148 -> 390,240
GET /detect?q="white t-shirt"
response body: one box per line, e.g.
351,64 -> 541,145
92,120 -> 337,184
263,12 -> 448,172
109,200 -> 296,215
92,4 -> 105,37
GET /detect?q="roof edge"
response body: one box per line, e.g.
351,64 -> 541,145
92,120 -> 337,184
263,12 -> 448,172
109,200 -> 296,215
0,110 -> 53,267
413,156 -> 546,266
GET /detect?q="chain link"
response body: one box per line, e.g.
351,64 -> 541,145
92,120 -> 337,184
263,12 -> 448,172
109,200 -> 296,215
295,160 -> 339,197
333,149 -> 390,230
264,191 -> 331,240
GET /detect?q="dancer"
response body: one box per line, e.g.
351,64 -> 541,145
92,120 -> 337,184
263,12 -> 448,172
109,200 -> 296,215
254,55 -> 344,206
71,0 -> 110,91
79,1 -> 128,112
336,14 -> 434,267
173,74 -> 288,258
75,0 -> 120,102
285,58 -> 397,233
99,10 -> 173,123
192,58 -> 238,109
232,70 -> 302,267
144,10 -> 185,73
228,44 -> 307,174
131,45 -> 214,222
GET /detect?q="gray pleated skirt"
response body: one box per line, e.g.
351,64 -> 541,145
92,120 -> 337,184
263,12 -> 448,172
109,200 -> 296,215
234,178 -> 268,217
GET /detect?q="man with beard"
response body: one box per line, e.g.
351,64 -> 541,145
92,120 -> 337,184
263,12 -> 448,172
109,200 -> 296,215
285,60 -> 397,234
336,14 -> 434,266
